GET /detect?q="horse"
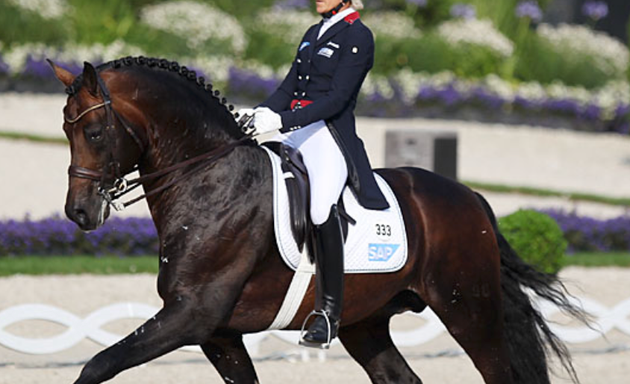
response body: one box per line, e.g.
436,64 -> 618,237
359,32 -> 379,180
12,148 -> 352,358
49,56 -> 586,384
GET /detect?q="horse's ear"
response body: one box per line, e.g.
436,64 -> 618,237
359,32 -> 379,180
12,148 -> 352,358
81,62 -> 99,97
46,59 -> 75,87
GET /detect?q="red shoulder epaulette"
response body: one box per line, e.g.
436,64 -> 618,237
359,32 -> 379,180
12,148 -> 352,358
344,11 -> 360,25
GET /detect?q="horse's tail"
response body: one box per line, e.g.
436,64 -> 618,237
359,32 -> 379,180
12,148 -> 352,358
475,192 -> 588,384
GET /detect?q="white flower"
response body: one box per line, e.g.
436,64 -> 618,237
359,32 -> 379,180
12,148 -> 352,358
7,0 -> 69,19
437,18 -> 514,57
3,41 -> 144,75
480,74 -> 515,100
239,60 -> 278,79
364,11 -> 422,40
537,23 -> 629,76
514,81 -> 547,103
392,68 -> 424,104
255,9 -> 319,45
59,41 -> 144,64
380,68 -> 628,121
185,55 -> 235,86
591,80 -> 630,120
361,73 -> 395,100
140,1 -> 247,54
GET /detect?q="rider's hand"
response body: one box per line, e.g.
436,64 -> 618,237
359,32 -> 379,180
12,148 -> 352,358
253,107 -> 282,135
236,107 -> 256,122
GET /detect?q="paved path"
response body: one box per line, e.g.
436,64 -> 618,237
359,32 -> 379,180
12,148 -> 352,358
1,93 -> 628,219
1,267 -> 629,383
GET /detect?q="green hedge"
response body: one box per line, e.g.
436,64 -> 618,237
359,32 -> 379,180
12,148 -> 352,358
498,210 -> 567,274
0,0 -> 628,92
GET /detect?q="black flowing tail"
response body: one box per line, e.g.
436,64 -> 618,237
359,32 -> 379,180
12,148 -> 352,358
475,192 -> 589,384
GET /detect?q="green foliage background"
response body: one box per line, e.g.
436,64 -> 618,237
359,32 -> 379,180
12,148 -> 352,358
0,0 -> 628,90
499,209 -> 568,274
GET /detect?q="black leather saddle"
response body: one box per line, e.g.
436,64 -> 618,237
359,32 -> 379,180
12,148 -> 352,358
263,142 -> 353,253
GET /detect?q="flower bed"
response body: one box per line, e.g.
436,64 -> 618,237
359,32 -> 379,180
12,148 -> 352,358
1,210 -> 629,256
0,0 -> 628,132
543,210 -> 630,253
0,216 -> 157,256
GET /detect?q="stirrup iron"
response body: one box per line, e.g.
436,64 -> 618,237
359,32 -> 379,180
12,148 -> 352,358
299,310 -> 332,349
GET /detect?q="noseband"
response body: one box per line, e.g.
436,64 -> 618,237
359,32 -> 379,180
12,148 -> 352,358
66,71 -> 252,211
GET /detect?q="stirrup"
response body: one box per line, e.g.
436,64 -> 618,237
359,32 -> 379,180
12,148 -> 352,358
299,310 -> 332,349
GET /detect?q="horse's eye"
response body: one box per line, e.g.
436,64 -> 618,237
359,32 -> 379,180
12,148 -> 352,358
84,126 -> 104,142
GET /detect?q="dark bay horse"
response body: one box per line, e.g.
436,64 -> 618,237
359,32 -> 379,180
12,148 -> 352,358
50,57 -> 585,384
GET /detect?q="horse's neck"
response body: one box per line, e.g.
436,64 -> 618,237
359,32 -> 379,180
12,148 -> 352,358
142,119 -> 235,172
142,142 -> 272,236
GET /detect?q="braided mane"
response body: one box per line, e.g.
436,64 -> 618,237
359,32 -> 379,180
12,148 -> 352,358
66,56 -> 243,138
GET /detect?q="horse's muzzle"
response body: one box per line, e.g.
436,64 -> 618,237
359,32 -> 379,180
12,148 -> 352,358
65,196 -> 109,231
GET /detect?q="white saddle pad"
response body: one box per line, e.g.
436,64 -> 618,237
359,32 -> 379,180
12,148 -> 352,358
262,146 -> 408,274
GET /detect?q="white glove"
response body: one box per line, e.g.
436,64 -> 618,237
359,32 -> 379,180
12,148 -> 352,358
253,107 -> 283,135
236,107 -> 256,122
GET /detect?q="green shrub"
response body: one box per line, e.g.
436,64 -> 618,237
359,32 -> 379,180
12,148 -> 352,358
498,209 -> 567,274
0,1 -> 67,46
374,33 -> 509,78
375,0 -> 462,28
514,33 -> 625,89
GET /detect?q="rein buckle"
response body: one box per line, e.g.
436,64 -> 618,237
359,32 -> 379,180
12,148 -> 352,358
99,185 -> 126,212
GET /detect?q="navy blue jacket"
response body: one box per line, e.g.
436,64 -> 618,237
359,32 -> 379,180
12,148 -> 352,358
261,12 -> 389,210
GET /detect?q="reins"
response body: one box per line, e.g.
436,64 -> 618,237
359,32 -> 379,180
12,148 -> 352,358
102,135 -> 252,210
66,72 -> 254,211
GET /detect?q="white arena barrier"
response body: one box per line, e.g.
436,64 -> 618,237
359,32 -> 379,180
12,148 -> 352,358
1,297 -> 629,355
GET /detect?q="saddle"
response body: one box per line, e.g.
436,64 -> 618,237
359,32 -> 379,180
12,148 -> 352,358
262,142 -> 352,253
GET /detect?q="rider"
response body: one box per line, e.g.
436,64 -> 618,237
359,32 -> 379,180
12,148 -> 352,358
241,0 -> 389,347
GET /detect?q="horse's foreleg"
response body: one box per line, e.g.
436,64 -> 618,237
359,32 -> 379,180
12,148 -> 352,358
201,334 -> 259,384
73,300 -> 201,384
339,316 -> 423,384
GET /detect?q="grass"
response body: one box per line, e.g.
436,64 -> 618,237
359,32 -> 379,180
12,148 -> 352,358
0,255 -> 158,276
465,180 -> 630,207
0,131 -> 68,145
0,252 -> 628,276
564,252 -> 630,268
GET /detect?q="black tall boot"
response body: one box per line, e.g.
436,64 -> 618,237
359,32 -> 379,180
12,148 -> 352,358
300,205 -> 344,349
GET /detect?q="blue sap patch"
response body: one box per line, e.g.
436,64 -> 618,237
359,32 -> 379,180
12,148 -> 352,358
299,41 -> 311,51
368,243 -> 401,262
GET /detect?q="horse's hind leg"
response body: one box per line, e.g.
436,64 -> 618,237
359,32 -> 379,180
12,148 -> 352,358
201,334 -> 259,384
339,313 -> 423,383
426,266 -> 515,383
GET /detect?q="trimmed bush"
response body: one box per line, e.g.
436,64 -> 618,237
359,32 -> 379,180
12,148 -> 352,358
498,209 -> 567,274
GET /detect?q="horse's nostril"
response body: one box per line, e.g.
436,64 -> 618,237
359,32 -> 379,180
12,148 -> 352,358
75,209 -> 88,224
67,207 -> 89,227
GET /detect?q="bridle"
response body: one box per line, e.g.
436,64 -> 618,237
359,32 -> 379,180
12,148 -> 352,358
65,72 -> 253,211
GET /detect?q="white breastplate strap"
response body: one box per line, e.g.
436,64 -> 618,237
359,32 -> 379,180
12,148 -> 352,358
267,249 -> 314,330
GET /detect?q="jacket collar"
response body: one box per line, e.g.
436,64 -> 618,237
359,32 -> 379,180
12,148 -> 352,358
316,10 -> 360,47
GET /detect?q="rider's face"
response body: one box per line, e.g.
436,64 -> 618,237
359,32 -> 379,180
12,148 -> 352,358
316,0 -> 343,14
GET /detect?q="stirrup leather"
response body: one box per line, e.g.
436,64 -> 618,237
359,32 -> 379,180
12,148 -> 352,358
299,310 -> 333,349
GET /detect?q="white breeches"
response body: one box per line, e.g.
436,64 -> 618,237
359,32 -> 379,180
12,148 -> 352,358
270,120 -> 348,225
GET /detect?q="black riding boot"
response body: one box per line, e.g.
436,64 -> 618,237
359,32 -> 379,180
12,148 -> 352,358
300,205 -> 344,348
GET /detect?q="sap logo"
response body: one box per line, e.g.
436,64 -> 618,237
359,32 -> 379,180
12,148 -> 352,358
368,243 -> 400,262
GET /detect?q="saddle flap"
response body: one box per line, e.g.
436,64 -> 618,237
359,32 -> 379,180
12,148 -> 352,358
262,145 -> 408,274
263,142 -> 310,251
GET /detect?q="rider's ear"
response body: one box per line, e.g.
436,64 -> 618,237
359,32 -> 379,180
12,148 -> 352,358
46,59 -> 75,87
81,62 -> 99,97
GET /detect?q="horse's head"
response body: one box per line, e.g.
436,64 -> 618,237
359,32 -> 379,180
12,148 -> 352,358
50,60 -> 146,230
